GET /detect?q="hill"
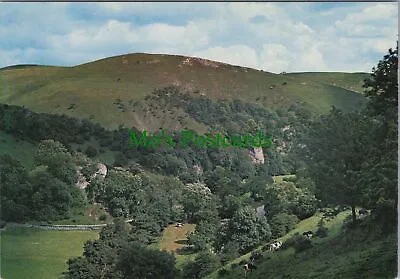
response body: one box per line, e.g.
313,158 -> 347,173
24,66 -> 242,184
286,72 -> 370,94
0,53 -> 368,130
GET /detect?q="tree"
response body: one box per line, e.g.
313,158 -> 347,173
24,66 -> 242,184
182,250 -> 220,279
34,140 -> 76,185
117,243 -> 177,279
0,155 -> 31,221
85,146 -> 98,158
364,44 -> 398,120
299,109 -> 373,224
360,45 -> 398,232
224,206 -> 271,253
181,182 -> 219,223
66,220 -> 131,279
218,241 -> 240,265
270,213 -> 299,237
29,167 -> 72,220
187,221 -> 218,252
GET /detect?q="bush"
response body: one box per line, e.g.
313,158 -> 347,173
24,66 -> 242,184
315,226 -> 328,238
270,213 -> 299,237
85,146 -> 98,158
282,233 -> 312,253
315,218 -> 328,238
282,234 -> 297,249
261,245 -> 269,252
294,235 -> 312,253
218,268 -> 229,277
99,214 -> 107,221
250,251 -> 263,262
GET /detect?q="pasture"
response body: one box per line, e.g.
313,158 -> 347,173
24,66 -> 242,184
0,226 -> 98,279
157,223 -> 196,268
207,209 -> 397,279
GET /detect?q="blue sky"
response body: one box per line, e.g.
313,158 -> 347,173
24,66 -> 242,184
0,2 -> 397,73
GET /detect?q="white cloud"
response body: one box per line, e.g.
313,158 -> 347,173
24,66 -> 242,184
259,44 -> 291,73
193,45 -> 259,69
0,2 -> 397,72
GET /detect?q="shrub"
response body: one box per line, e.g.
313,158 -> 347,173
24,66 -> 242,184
85,146 -> 98,158
261,245 -> 269,252
315,218 -> 328,238
250,251 -> 263,262
99,214 -> 107,221
218,268 -> 229,277
270,213 -> 299,237
282,235 -> 297,249
294,235 -> 312,253
316,226 -> 328,238
282,233 -> 312,253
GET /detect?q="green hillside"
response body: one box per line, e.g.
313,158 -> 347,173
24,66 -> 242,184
286,72 -> 370,94
207,211 -> 397,279
0,53 -> 367,130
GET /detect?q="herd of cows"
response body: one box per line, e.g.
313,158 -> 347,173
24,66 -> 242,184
242,230 -> 314,276
241,208 -> 371,276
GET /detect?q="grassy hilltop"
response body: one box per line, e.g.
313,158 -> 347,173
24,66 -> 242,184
0,53 -> 368,130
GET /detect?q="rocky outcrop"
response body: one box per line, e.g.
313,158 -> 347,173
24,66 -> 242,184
249,147 -> 265,164
193,164 -> 203,175
76,167 -> 89,189
75,163 -> 107,189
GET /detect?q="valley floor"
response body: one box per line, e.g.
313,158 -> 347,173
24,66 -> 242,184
0,226 -> 98,279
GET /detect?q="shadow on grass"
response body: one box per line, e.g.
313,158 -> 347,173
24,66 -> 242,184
176,246 -> 196,255
175,239 -> 188,245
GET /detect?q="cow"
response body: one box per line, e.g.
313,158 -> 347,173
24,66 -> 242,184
303,231 -> 313,239
243,263 -> 257,277
175,222 -> 184,228
359,208 -> 368,215
269,241 -> 282,251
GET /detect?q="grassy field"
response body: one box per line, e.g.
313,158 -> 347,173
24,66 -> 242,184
0,226 -> 98,279
156,223 -> 197,269
0,53 -> 367,131
0,131 -> 36,168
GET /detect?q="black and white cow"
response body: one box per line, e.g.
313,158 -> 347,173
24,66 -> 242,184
302,231 -> 313,239
269,241 -> 282,251
243,263 -> 257,277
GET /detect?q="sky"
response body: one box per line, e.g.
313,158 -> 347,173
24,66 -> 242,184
0,2 -> 397,73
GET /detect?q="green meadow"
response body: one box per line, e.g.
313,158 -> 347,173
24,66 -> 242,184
0,226 -> 98,279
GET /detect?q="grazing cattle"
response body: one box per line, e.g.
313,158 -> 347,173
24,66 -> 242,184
243,263 -> 257,277
359,208 -> 368,215
303,231 -> 313,239
175,222 -> 184,228
269,241 -> 282,251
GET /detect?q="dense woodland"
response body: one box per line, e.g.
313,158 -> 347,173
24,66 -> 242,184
0,46 -> 397,278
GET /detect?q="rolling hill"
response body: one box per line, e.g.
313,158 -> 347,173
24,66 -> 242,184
0,53 -> 369,130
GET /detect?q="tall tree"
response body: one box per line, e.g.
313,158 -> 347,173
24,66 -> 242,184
300,109 -> 373,223
360,44 -> 398,232
117,243 -> 177,279
222,206 -> 271,253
